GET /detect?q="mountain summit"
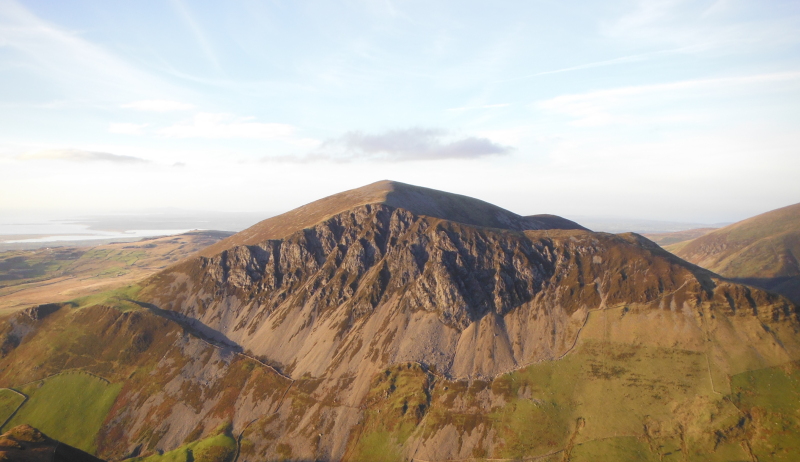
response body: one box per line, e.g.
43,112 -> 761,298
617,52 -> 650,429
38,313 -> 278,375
200,180 -> 585,257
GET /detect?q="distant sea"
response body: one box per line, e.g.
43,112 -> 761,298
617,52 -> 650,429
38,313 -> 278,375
0,210 -> 271,251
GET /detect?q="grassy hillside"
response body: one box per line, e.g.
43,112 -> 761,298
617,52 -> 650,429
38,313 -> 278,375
0,388 -> 25,425
130,429 -> 236,462
667,202 -> 800,303
2,372 -> 121,454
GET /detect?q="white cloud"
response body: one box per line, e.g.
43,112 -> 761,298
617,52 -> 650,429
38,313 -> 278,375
297,127 -> 511,162
108,123 -> 148,135
18,149 -> 148,163
158,113 -> 296,139
121,100 -> 195,112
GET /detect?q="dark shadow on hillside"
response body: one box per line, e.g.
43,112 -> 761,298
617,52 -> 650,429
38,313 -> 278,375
729,276 -> 800,305
130,300 -> 244,353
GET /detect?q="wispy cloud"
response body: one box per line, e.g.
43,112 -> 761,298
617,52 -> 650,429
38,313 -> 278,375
500,47 -> 695,82
170,0 -> 219,69
108,123 -> 148,135
447,103 -> 511,112
0,1 -> 174,100
601,0 -> 800,52
18,149 -> 148,163
268,127 -> 511,162
158,113 -> 296,139
121,100 -> 195,112
538,71 -> 800,126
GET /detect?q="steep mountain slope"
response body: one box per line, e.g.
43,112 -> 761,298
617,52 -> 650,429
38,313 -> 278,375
0,182 -> 798,462
669,202 -> 800,303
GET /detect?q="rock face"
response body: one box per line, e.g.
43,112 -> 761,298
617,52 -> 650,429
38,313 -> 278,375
143,191 -> 677,388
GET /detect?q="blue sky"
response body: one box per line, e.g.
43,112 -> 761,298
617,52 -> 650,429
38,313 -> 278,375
1,0 -> 799,223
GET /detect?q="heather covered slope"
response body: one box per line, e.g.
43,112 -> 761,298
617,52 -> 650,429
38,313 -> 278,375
669,202 -> 800,303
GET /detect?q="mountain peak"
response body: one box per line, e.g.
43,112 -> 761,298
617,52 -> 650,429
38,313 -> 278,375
200,180 -> 585,257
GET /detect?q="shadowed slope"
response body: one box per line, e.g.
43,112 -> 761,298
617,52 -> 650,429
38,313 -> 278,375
199,180 -> 586,258
0,424 -> 105,462
669,202 -> 800,302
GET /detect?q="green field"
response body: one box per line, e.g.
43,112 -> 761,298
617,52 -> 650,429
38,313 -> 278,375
0,388 -> 26,426
2,372 -> 121,454
130,431 -> 237,462
68,283 -> 143,311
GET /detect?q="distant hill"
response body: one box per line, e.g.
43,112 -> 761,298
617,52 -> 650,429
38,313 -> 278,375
643,227 -> 717,246
668,202 -> 800,303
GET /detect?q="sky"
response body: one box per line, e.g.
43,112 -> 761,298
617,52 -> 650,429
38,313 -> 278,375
0,0 -> 799,224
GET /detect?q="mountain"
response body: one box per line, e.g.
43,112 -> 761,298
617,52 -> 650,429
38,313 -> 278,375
668,202 -> 800,303
0,182 -> 798,462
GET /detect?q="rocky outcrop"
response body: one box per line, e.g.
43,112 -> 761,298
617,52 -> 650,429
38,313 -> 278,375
23,303 -> 62,321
